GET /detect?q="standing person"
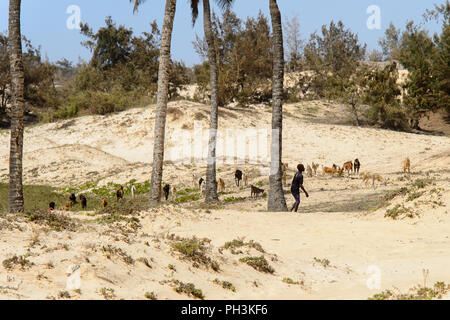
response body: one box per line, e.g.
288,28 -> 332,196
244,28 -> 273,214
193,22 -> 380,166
290,164 -> 309,212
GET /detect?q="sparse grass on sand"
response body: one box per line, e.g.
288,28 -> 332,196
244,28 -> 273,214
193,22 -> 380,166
171,280 -> 205,300
369,282 -> 450,300
239,256 -> 275,274
170,236 -> 220,271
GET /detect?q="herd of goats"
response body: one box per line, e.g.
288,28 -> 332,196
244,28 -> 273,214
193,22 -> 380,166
48,157 -> 412,212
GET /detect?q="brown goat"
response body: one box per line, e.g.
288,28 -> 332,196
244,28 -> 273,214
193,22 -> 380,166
312,162 -> 319,175
403,158 -> 411,174
343,161 -> 353,176
243,173 -> 248,187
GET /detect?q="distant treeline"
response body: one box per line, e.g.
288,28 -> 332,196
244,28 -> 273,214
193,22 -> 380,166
0,2 -> 448,131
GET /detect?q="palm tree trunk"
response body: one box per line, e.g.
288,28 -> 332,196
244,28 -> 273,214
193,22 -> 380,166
149,0 -> 177,206
8,0 -> 25,213
268,0 -> 287,212
203,0 -> 219,203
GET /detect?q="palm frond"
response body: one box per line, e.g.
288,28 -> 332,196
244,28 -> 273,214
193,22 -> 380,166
190,0 -> 234,26
130,0 -> 147,13
190,0 -> 201,26
213,0 -> 234,10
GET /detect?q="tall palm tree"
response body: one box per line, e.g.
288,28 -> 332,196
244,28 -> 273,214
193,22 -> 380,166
267,0 -> 287,211
190,0 -> 233,203
131,0 -> 177,205
8,0 -> 25,213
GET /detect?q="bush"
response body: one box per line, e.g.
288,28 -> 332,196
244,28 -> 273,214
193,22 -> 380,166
172,280 -> 205,300
239,256 -> 274,274
171,237 -> 220,271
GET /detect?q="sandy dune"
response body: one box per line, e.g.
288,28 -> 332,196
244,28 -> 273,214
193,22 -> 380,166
0,100 -> 449,300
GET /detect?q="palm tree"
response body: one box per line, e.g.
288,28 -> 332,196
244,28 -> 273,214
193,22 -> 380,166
8,0 -> 25,213
131,0 -> 177,205
267,0 -> 287,211
190,0 -> 233,203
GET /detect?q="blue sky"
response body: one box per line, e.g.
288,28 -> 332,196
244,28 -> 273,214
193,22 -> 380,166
0,0 -> 445,66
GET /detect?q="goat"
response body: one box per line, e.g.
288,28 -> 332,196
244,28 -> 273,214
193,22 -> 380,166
69,193 -> 77,204
243,173 -> 248,187
343,161 -> 353,176
217,178 -> 225,193
322,166 -> 337,175
172,186 -> 177,200
403,158 -> 411,174
235,170 -> 243,187
102,199 -> 108,208
79,195 -> 87,210
116,185 -> 124,201
251,185 -> 265,199
131,185 -> 136,198
199,178 -> 206,195
354,159 -> 361,174
312,162 -> 319,176
306,165 -> 313,177
362,172 -> 385,189
192,174 -> 200,188
282,171 -> 287,187
163,184 -> 171,201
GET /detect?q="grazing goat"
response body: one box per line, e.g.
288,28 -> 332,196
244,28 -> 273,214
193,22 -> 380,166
322,166 -> 344,177
69,193 -> 77,204
403,158 -> 411,174
243,173 -> 248,187
322,166 -> 337,175
116,186 -> 124,201
343,161 -> 353,176
192,174 -> 200,188
163,184 -> 171,201
354,159 -> 361,174
235,170 -> 243,187
250,185 -> 265,199
172,186 -> 177,200
312,162 -> 319,176
363,172 -> 385,188
79,195 -> 87,210
306,165 -> 313,177
199,178 -> 206,195
217,178 -> 225,193
102,199 -> 108,208
282,171 -> 287,187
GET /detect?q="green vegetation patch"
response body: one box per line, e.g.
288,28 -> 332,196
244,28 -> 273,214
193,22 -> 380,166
369,282 -> 450,300
239,256 -> 274,274
171,237 -> 219,271
172,280 -> 205,300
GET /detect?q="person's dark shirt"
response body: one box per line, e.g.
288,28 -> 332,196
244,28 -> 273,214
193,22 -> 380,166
291,172 -> 304,193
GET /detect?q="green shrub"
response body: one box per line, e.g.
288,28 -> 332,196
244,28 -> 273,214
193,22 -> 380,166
172,280 -> 204,300
171,237 -> 219,271
239,256 -> 274,274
